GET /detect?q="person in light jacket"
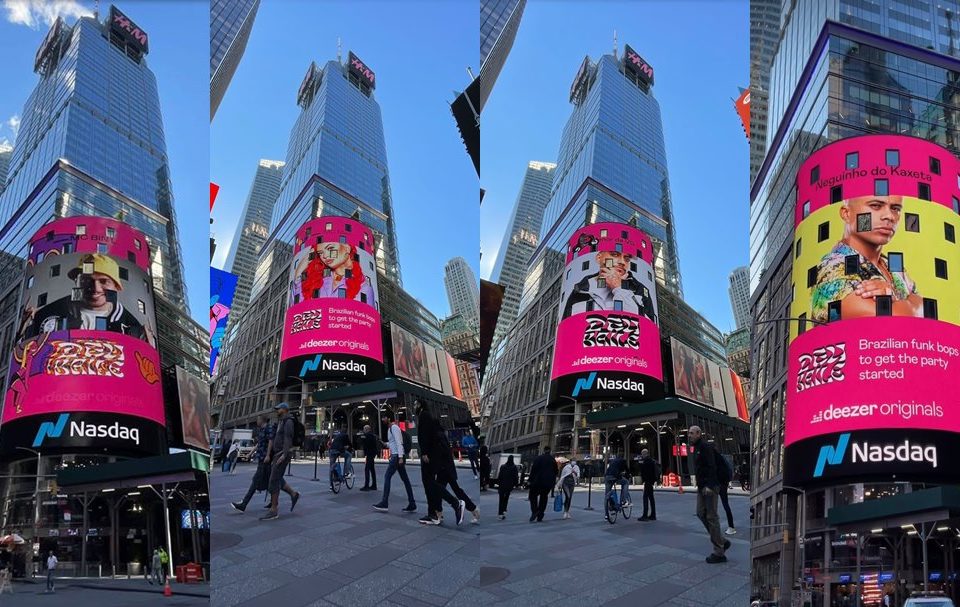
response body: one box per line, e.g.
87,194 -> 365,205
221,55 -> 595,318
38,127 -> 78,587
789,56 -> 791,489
556,458 -> 580,519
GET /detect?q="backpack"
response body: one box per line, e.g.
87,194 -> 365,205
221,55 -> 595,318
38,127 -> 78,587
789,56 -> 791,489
292,417 -> 305,448
401,430 -> 413,457
715,450 -> 733,485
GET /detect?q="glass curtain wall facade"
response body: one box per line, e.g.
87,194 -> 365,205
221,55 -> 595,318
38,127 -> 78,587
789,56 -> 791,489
749,1 -> 960,601
210,0 -> 259,120
479,0 -> 526,111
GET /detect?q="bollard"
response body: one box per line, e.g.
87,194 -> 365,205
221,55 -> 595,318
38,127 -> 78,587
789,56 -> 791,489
311,448 -> 320,482
584,475 -> 595,511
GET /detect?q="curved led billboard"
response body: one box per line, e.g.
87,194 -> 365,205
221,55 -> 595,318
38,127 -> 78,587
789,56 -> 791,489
784,135 -> 960,486
278,217 -> 385,383
549,222 -> 664,404
0,217 -> 166,457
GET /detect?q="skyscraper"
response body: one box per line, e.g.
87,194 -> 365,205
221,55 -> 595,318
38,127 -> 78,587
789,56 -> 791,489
0,142 -> 11,195
210,0 -> 260,120
489,160 -> 555,351
224,158 -> 284,323
728,265 -> 751,330
748,1 -> 960,601
749,0 -> 780,183
479,0 -> 526,112
444,256 -> 480,330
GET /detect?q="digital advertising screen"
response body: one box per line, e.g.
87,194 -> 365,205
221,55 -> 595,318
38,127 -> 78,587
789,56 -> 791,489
277,216 -> 385,383
176,367 -> 210,452
0,217 -> 167,457
210,267 -> 238,375
549,222 -> 664,404
391,322 -> 447,392
784,135 -> 960,486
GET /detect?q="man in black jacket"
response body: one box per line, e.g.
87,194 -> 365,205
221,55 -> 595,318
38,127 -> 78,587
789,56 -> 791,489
415,401 -> 463,526
527,446 -> 557,522
638,449 -> 657,521
360,424 -> 379,491
690,426 -> 729,563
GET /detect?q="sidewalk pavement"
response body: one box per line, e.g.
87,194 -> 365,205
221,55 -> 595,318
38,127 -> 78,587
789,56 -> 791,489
0,577 -> 208,606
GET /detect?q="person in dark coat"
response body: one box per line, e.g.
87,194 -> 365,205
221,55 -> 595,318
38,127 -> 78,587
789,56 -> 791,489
478,438 -> 491,491
434,427 -> 479,525
527,446 -> 557,522
690,426 -> 728,563
360,425 -> 379,491
497,455 -> 519,520
638,448 -> 658,521
415,401 -> 462,525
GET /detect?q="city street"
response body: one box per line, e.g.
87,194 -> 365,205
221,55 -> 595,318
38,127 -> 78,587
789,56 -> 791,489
211,459 -> 482,607
471,486 -> 751,606
0,577 -> 208,606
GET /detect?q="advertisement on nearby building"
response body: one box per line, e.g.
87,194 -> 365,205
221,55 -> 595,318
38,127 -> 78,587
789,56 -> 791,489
784,135 -> 960,486
549,223 -> 664,404
210,267 -> 238,375
735,87 -> 750,140
176,367 -> 210,452
390,323 -> 454,394
670,337 -> 748,421
347,51 -> 375,90
623,44 -> 654,86
278,216 -> 385,383
0,217 -> 167,457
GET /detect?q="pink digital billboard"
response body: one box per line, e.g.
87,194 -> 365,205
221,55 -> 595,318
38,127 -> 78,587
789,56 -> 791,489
278,217 -> 385,383
549,222 -> 664,404
785,135 -> 960,486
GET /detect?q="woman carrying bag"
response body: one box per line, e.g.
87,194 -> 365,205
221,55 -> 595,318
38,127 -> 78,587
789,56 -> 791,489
556,458 -> 580,520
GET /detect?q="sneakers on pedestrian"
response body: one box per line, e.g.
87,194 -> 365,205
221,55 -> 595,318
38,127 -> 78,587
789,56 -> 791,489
705,554 -> 727,564
418,514 -> 440,525
290,492 -> 300,512
259,511 -> 279,521
725,527 -> 737,535
638,515 -> 650,521
529,513 -> 537,523
723,539 -> 731,551
402,504 -> 417,513
359,486 -> 371,491
498,514 -> 505,520
471,509 -> 480,524
373,503 -> 389,512
230,502 -> 246,513
455,500 -> 466,526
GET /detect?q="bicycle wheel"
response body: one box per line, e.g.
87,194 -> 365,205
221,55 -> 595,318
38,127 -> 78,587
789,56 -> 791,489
330,463 -> 341,494
345,465 -> 355,490
606,497 -> 618,524
621,501 -> 632,520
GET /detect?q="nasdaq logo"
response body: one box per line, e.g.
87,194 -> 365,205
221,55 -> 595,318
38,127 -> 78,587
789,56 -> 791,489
813,433 -> 850,478
571,372 -> 597,398
299,355 -> 323,377
33,414 -> 70,447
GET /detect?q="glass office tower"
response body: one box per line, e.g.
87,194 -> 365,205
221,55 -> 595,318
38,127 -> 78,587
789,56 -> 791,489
210,0 -> 260,120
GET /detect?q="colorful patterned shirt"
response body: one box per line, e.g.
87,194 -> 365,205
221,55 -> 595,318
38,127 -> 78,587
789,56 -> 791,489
254,423 -> 275,462
811,242 -> 917,323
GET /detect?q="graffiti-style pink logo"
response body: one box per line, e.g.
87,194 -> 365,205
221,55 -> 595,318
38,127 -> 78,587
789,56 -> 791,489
290,309 -> 323,334
796,342 -> 846,392
583,314 -> 641,349
46,339 -> 124,378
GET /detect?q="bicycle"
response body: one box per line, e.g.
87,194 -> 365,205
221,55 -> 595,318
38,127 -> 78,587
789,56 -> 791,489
329,454 -> 355,494
605,479 -> 633,524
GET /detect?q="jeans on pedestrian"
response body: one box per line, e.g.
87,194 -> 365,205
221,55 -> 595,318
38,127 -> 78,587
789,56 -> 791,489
364,454 -> 377,489
467,450 -> 479,475
561,478 -> 574,512
497,489 -> 511,516
380,455 -> 415,507
718,484 -> 734,528
643,481 -> 656,518
528,487 -> 550,520
604,477 -> 630,517
696,487 -> 726,556
46,569 -> 53,591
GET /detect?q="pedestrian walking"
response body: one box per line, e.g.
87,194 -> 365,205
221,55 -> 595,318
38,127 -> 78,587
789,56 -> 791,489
360,424 -> 379,491
260,403 -> 301,521
462,431 -> 479,479
318,434 -> 327,459
556,458 -> 580,519
717,453 -> 737,535
415,401 -> 463,526
158,547 -> 169,584
226,440 -> 240,474
689,425 -> 729,563
150,548 -> 162,585
478,437 -> 490,491
373,412 -> 417,513
638,448 -> 659,522
497,455 -> 519,519
435,429 -> 479,525
45,551 -> 56,593
527,446 -> 557,522
230,415 -> 275,512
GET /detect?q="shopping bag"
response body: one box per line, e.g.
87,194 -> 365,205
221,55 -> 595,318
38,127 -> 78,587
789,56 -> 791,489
553,492 -> 563,512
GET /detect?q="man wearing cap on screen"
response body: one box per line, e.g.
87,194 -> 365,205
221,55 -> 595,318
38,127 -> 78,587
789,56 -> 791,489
22,254 -> 153,346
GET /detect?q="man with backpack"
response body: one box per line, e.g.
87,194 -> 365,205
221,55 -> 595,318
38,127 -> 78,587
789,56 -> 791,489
689,426 -> 730,563
717,451 -> 737,535
373,412 -> 417,513
261,403 -> 301,521
637,448 -> 659,522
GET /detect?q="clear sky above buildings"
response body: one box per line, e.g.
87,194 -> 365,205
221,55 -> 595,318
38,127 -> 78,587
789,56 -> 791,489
481,0 -> 749,332
211,0 -> 479,321
0,1 -> 209,326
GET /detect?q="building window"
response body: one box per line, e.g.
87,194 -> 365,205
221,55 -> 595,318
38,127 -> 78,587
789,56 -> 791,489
810,165 -> 819,184
582,261 -> 589,271
831,186 -> 843,203
954,196 -> 960,213
844,255 -> 859,275
137,300 -> 146,314
845,152 -> 859,169
344,223 -> 351,232
857,213 -> 872,232
615,243 -> 623,252
339,236 -> 347,244
795,238 -> 802,258
37,293 -> 47,307
798,312 -> 807,335
923,298 -> 938,320
128,252 -> 136,263
918,182 -> 931,201
27,276 -> 34,289
807,266 -> 817,288
946,223 -> 956,243
106,227 -> 116,238
119,267 -> 129,281
613,300 -> 624,311
875,295 -> 892,316
63,243 -> 72,254
98,243 -> 108,254
817,222 -> 829,242
930,156 -> 941,175
802,201 -> 811,218
50,265 -> 60,277
827,301 -> 842,322
338,287 -> 347,298
76,224 -> 86,236
887,253 -> 903,273
904,213 -> 920,232
935,258 -> 948,279
885,149 -> 899,166
600,229 -> 608,238
875,179 -> 888,196
360,293 -> 367,304
134,239 -> 141,250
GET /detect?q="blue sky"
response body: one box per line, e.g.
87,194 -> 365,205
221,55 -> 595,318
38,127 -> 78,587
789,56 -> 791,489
211,0 -> 479,320
0,1 -> 209,326
481,0 -> 749,333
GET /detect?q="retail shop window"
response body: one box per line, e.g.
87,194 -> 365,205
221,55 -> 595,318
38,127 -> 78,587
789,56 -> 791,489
797,312 -> 807,335
37,293 -> 47,307
845,152 -> 859,169
817,222 -> 830,242
118,267 -> 129,281
930,156 -> 941,175
50,265 -> 60,278
807,266 -> 817,288
795,238 -> 802,258
810,165 -> 819,185
923,298 -> 938,320
918,182 -> 931,201
946,222 -> 956,243
827,301 -> 841,323
831,186 -> 843,204
904,213 -> 920,232
802,201 -> 811,218
875,295 -> 892,316
935,258 -> 948,279
874,179 -> 888,196
885,149 -> 899,167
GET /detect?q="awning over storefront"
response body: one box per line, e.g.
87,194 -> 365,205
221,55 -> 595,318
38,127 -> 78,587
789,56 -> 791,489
56,450 -> 209,493
827,486 -> 960,532
309,377 -> 473,427
584,397 -> 749,431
